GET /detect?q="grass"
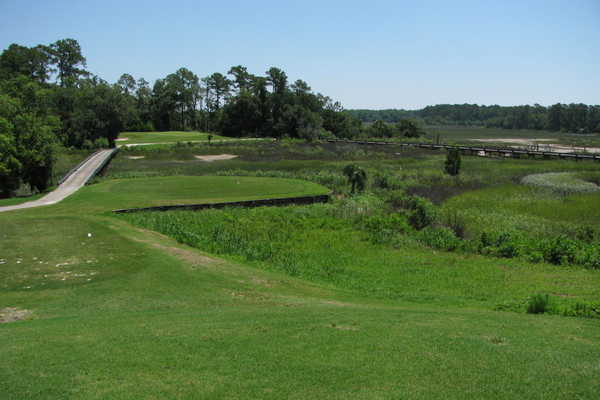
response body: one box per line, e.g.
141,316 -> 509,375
116,131 -> 231,145
0,193 -> 45,207
443,184 -> 600,238
2,141 -> 600,398
119,204 -> 600,307
2,212 -> 600,399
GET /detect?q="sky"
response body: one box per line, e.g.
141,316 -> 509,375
0,0 -> 598,109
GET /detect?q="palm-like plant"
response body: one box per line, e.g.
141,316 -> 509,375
343,164 -> 367,194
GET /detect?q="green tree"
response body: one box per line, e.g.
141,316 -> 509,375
0,130 -> 22,197
220,92 -> 263,137
276,104 -> 323,140
343,164 -> 367,194
1,78 -> 59,193
0,43 -> 53,84
117,73 -> 137,95
49,39 -> 88,87
444,149 -> 461,176
397,119 -> 423,138
368,120 -> 394,137
227,65 -> 253,93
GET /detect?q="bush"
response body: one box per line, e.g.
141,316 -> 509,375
406,196 -> 438,230
416,226 -> 461,251
372,172 -> 403,190
477,231 -> 522,258
94,137 -> 109,148
444,148 -> 461,176
527,294 -> 549,314
540,235 -> 578,265
443,210 -> 466,238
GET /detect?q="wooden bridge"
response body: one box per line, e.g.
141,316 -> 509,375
326,139 -> 600,162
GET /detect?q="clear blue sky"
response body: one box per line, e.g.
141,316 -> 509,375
1,0 -> 598,109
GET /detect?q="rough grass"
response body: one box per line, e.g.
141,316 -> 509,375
443,184 -> 600,238
119,202 -> 600,306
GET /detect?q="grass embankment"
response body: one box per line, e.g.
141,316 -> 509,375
2,142 -> 600,398
120,202 -> 600,307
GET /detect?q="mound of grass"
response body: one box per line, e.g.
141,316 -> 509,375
521,172 -> 600,194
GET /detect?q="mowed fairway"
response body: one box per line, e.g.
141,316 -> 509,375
116,131 -> 231,146
1,174 -> 600,399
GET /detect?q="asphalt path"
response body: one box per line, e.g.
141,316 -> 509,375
0,149 -> 115,213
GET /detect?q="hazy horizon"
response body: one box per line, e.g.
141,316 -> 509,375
1,0 -> 598,109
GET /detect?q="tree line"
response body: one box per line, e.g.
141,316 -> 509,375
348,103 -> 600,133
0,38 -> 368,196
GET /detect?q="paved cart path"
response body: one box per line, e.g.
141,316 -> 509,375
0,149 -> 115,213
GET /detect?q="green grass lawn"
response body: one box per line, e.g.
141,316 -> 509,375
2,210 -> 600,399
2,147 -> 600,399
116,131 -> 231,145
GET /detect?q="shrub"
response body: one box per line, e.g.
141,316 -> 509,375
444,148 -> 461,176
416,226 -> 461,251
94,137 -> 109,148
540,236 -> 578,265
527,294 -> 549,314
558,301 -> 600,319
343,164 -> 367,194
443,210 -> 467,238
406,196 -> 438,230
477,231 -> 522,259
372,172 -> 403,190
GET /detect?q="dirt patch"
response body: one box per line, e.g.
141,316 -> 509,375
329,323 -> 359,331
194,154 -> 238,162
126,156 -> 145,160
128,227 -> 221,269
0,307 -> 32,323
407,182 -> 486,204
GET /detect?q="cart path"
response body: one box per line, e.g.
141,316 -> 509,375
0,149 -> 115,213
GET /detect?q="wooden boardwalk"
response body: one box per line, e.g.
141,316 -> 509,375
326,139 -> 600,162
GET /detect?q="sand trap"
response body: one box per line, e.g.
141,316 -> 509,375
126,156 -> 145,160
115,137 -> 129,142
194,154 -> 238,162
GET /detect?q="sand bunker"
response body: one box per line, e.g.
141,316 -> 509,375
126,156 -> 145,160
194,154 -> 238,162
115,137 -> 129,142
